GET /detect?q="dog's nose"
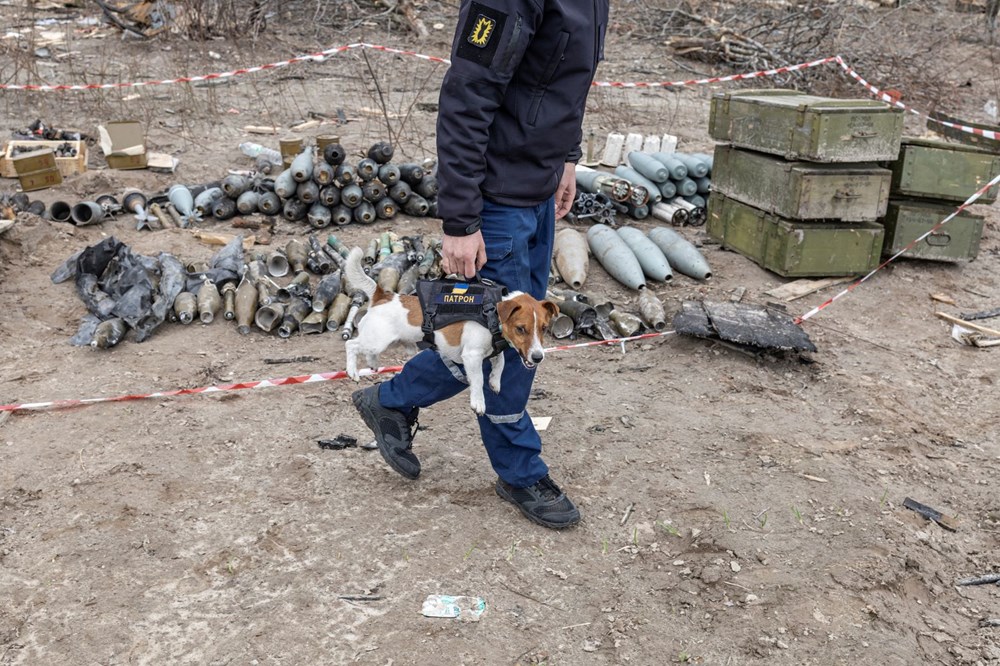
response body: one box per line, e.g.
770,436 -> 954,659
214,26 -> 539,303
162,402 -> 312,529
530,351 -> 544,364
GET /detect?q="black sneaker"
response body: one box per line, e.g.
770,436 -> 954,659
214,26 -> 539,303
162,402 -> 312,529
352,385 -> 420,480
495,475 -> 581,529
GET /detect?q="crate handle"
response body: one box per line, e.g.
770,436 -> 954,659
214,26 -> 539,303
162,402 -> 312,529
851,130 -> 879,138
834,189 -> 862,199
926,232 -> 952,247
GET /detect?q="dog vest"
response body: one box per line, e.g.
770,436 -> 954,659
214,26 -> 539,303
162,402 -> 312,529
416,277 -> 509,358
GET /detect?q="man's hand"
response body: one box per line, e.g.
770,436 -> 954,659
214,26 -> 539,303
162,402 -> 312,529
442,231 -> 487,279
554,162 -> 577,220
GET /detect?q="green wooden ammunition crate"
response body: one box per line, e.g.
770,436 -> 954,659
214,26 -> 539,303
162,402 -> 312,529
708,89 -> 904,163
711,144 -> 891,221
880,198 -> 984,262
707,193 -> 884,277
889,137 -> 1000,204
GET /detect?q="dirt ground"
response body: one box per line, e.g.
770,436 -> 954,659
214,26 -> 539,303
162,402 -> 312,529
1,3 -> 999,665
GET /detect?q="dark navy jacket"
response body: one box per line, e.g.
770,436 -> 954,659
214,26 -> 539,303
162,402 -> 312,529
436,0 -> 610,236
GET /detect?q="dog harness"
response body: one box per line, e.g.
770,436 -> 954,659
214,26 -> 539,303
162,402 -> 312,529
416,276 -> 509,358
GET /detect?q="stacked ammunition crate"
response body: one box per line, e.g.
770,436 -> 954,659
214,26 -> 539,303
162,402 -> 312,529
705,89 -> 904,278
880,137 -> 1000,262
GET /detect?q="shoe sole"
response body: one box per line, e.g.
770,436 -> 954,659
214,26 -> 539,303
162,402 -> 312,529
352,390 -> 419,480
495,483 -> 580,529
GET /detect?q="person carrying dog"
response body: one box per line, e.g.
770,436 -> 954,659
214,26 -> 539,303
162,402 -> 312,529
353,0 -> 609,529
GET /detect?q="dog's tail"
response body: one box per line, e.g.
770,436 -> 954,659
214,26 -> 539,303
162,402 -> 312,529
344,246 -> 377,300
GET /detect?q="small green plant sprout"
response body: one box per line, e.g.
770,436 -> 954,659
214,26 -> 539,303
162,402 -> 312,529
792,505 -> 804,525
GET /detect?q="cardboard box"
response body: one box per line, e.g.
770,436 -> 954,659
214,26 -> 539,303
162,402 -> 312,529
99,121 -> 148,169
1,140 -> 87,179
12,148 -> 63,191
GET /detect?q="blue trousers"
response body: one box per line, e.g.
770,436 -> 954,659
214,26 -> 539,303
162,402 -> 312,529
378,197 -> 556,488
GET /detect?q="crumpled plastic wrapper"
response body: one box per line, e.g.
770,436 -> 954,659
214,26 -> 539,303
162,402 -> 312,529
421,595 -> 486,622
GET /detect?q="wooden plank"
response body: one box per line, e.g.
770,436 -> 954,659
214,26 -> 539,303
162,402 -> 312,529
935,311 -> 1000,337
764,276 -> 853,302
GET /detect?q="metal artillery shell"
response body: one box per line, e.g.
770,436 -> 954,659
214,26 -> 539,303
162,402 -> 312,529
615,165 -> 662,204
282,197 -> 308,222
50,200 -> 72,223
368,141 -> 394,164
307,202 -> 332,229
554,228 -> 589,289
296,180 -> 320,205
549,313 -> 575,339
379,232 -> 392,261
575,168 -> 631,202
695,176 -> 712,194
300,310 -> 327,334
313,272 -> 342,312
254,301 -> 285,333
325,292 -> 351,331
647,227 -> 712,280
290,149 -> 314,183
377,266 -> 401,292
174,292 -> 197,325
211,197 -> 237,221
277,271 -> 312,301
255,156 -> 277,175
356,158 -> 378,182
691,152 -> 713,173
331,205 -> 352,226
398,163 -> 425,185
221,282 -> 237,320
197,280 -> 223,324
187,260 -> 210,274
388,181 -> 412,204
427,199 -> 439,218
627,204 -> 649,220
637,286 -> 667,331
674,177 -> 698,197
375,197 -> 397,220
340,183 -> 363,208
673,153 -> 709,178
651,153 -> 688,180
670,198 -> 706,226
236,191 -> 261,216
323,142 -> 346,166
149,202 -> 174,228
91,318 -> 127,349
396,263 -> 420,295
651,201 -> 689,227
285,239 -> 308,273
334,164 -> 355,187
362,179 -> 387,203
378,163 -> 400,185
235,277 -> 258,334
609,309 -> 643,336
683,194 -> 707,209
353,201 -> 376,224
71,202 -> 105,226
307,236 -> 332,273
222,174 -> 249,199
587,223 -> 646,290
658,179 -> 677,200
314,162 -> 335,186
256,281 -> 272,307
122,189 -> 147,215
326,235 -> 350,258
555,298 -> 598,328
403,193 -> 430,216
192,187 -> 220,217
418,246 -> 437,276
629,184 -> 650,207
414,177 -> 439,199
274,168 -> 297,199
258,191 -> 281,215
267,250 -> 290,278
278,297 -> 311,338
628,152 -> 669,183
319,185 -> 341,207
617,226 -> 673,282
340,293 -> 367,340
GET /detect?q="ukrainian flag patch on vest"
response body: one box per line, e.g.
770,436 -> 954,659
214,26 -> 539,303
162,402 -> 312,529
456,2 -> 506,67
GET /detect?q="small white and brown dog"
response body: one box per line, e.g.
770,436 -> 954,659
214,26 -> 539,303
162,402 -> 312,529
344,247 -> 558,415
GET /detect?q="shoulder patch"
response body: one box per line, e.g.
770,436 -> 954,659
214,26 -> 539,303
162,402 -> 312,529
455,2 -> 507,67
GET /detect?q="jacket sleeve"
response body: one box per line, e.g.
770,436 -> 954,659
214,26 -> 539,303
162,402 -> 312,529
436,0 -> 543,237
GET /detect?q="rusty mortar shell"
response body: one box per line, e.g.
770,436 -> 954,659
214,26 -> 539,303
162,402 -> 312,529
340,292 -> 367,340
609,308 -> 643,337
194,187 -> 223,217
258,191 -> 282,215
211,196 -> 237,221
413,176 -> 438,200
274,168 -> 297,199
340,183 -> 363,208
319,185 -> 341,207
236,191 -> 261,216
256,280 -> 273,307
553,227 -> 589,290
235,277 -> 258,334
300,310 -> 327,334
379,232 -> 392,261
50,200 -> 72,223
296,180 -> 320,205
313,162 -> 335,186
651,201 -> 689,227
364,238 -> 380,266
255,156 -> 278,175
362,179 -> 387,203
549,312 -> 575,339
326,234 -> 350,259
91,318 -> 127,349
353,201 -> 376,224
284,239 -> 308,273
388,181 -> 411,204
377,265 -> 401,293
70,201 -> 105,227
254,301 -> 285,333
222,174 -> 249,199
307,202 -> 332,229
277,271 -> 312,301
197,280 -> 223,324
398,163 -> 425,186
331,205 -> 353,226
221,282 -> 237,320
323,142 -> 346,166
334,164 -> 355,187
282,197 -> 308,222
396,263 -> 420,295
325,292 -> 351,332
375,197 -> 397,220
173,292 -> 197,325
290,148 -> 315,183
637,286 -> 667,331
555,298 -> 598,329
312,272 -> 343,313
308,235 -> 332,272
403,193 -> 430,217
267,249 -> 290,278
278,297 -> 311,338
378,163 -> 400,185
367,141 -> 394,164
356,158 -> 378,182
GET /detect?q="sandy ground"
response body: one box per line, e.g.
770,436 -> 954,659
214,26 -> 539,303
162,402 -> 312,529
1,3 -> 1000,665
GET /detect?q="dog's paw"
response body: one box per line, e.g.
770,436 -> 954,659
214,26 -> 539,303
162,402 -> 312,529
489,377 -> 502,394
470,394 -> 486,416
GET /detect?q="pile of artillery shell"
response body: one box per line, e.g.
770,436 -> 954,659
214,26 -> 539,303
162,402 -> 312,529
616,151 -> 712,225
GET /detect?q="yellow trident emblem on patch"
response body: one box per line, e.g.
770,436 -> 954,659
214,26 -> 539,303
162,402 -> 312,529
468,15 -> 495,48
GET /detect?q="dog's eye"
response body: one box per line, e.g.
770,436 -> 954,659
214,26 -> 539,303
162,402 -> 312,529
516,326 -> 527,335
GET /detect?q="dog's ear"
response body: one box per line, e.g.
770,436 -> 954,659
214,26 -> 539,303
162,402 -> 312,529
542,300 -> 559,323
497,300 -> 521,324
